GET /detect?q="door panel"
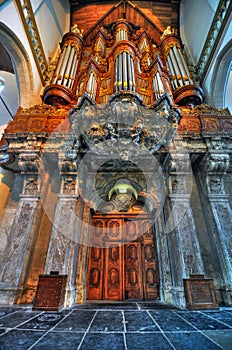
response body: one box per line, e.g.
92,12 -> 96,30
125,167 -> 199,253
86,216 -> 159,301
104,243 -> 123,300
124,241 -> 143,300
86,219 -> 105,300
142,220 -> 159,299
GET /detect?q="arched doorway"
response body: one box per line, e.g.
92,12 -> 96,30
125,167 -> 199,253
86,206 -> 160,301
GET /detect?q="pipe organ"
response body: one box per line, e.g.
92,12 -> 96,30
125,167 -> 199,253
43,20 -> 203,107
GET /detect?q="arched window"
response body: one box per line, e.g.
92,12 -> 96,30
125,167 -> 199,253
210,39 -> 232,111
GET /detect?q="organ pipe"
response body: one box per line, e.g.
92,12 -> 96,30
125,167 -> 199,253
167,55 -> 178,89
131,57 -> 136,92
114,52 -> 136,92
169,48 -> 182,86
59,45 -> 72,85
127,53 -> 133,91
67,53 -> 78,89
63,46 -> 76,86
123,51 -> 128,89
114,57 -> 118,92
177,47 -> 193,84
52,46 -> 67,84
118,54 -> 123,90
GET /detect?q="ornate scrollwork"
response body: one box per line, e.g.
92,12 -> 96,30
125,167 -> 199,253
70,93 -> 180,155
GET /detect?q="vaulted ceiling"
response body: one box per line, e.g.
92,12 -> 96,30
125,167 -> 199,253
70,0 -> 181,43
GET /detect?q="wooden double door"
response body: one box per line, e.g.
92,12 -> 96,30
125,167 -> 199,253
86,215 -> 159,301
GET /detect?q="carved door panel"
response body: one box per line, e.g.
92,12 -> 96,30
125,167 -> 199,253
104,219 -> 124,300
124,241 -> 143,300
104,243 -> 123,300
142,220 -> 159,299
86,219 -> 105,300
86,216 -> 159,301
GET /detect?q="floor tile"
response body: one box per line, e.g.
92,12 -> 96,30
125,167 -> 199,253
166,331 -> 222,350
0,308 -> 21,318
17,312 -> 67,331
81,332 -> 125,350
202,310 -> 232,327
124,311 -> 159,332
0,329 -> 45,350
149,310 -> 196,331
32,331 -> 84,350
54,310 -> 96,332
89,311 -> 124,332
126,333 -> 173,350
0,310 -> 41,328
175,310 -> 231,330
203,329 -> 232,350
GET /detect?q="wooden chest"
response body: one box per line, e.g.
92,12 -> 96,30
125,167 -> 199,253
33,273 -> 67,311
183,275 -> 219,310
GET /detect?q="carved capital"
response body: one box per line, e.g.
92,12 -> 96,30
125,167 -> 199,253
62,176 -> 77,195
207,176 -> 224,195
18,153 -> 41,173
23,176 -> 39,195
168,153 -> 191,173
58,157 -> 78,173
201,152 -> 230,174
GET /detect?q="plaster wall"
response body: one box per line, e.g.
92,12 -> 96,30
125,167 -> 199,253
0,1 -> 41,102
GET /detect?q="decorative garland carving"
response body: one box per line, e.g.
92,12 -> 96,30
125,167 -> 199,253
186,103 -> 231,116
70,93 -> 180,154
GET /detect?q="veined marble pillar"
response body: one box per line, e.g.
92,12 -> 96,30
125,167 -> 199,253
0,153 -> 42,304
44,157 -> 79,307
199,152 -> 232,304
166,152 -> 204,307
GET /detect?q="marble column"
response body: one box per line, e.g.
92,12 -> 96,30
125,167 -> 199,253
0,153 -> 43,304
198,151 -> 232,304
44,157 -> 79,307
166,152 -> 204,307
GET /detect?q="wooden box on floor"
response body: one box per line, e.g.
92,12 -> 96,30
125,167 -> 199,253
183,274 -> 219,310
33,272 -> 67,311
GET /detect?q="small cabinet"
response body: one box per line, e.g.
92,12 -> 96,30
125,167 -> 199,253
184,274 -> 219,310
33,272 -> 67,311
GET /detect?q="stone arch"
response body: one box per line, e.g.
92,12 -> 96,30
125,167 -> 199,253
209,39 -> 232,109
0,22 -> 36,107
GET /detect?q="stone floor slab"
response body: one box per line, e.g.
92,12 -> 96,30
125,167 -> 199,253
202,329 -> 232,350
0,329 -> 45,350
126,333 -> 173,350
32,331 -> 84,350
80,332 -> 125,350
89,310 -> 124,332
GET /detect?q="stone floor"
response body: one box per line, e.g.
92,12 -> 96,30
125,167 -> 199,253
0,303 -> 231,349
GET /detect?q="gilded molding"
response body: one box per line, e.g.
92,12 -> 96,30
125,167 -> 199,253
197,0 -> 232,82
15,0 -> 48,85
